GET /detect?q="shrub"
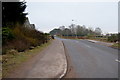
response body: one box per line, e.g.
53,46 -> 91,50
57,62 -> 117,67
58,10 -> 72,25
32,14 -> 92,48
2,25 -> 49,54
2,27 -> 15,44
107,34 -> 118,42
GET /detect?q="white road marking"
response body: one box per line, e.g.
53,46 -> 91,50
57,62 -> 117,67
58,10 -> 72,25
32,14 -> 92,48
83,44 -> 91,48
86,45 -> 91,48
115,59 -> 120,62
75,41 -> 79,43
74,40 -> 91,48
88,40 -> 99,43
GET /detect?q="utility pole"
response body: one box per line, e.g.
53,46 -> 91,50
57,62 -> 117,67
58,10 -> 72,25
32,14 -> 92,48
75,29 -> 77,39
72,19 -> 77,39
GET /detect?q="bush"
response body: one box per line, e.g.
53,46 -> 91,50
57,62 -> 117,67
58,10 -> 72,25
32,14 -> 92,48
2,25 -> 49,54
107,34 -> 118,42
2,27 -> 14,44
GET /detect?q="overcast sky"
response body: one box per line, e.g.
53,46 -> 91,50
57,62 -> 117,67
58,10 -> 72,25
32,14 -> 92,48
25,0 -> 118,34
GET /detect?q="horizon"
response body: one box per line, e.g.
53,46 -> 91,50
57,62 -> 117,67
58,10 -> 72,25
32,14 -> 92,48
26,2 -> 118,34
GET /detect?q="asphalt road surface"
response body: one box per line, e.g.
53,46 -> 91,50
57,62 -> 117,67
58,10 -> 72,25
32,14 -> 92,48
57,38 -> 118,78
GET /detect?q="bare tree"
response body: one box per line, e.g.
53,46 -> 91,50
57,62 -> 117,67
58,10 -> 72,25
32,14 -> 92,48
95,27 -> 102,35
69,24 -> 76,35
59,26 -> 65,31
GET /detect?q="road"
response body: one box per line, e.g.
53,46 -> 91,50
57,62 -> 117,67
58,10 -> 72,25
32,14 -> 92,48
57,38 -> 118,78
6,40 -> 67,78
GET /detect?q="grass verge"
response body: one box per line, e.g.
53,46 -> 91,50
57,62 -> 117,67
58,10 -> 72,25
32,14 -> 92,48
111,43 -> 120,49
2,40 -> 52,78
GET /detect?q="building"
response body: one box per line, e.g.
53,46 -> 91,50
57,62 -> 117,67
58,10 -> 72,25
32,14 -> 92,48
30,24 -> 35,29
24,17 -> 35,29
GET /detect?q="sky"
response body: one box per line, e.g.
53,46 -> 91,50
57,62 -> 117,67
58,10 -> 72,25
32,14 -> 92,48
25,0 -> 118,34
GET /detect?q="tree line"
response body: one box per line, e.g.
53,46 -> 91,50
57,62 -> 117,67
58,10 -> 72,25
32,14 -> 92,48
50,24 -> 102,37
50,24 -> 119,43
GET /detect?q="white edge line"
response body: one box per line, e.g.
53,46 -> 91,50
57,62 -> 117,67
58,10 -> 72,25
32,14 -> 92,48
58,41 -> 68,79
115,59 -> 120,62
59,60 -> 67,79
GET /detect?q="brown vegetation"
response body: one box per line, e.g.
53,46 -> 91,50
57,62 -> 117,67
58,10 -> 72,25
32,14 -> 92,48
2,24 -> 49,54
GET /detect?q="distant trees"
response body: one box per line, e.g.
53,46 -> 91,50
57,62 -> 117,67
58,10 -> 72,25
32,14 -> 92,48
59,26 -> 65,31
95,27 -> 102,35
50,24 -> 102,37
50,24 -> 119,43
69,24 -> 76,35
49,29 -> 62,36
62,28 -> 71,36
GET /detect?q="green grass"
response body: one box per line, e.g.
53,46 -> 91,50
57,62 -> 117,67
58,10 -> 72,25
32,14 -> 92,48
2,40 -> 52,78
111,43 -> 120,49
